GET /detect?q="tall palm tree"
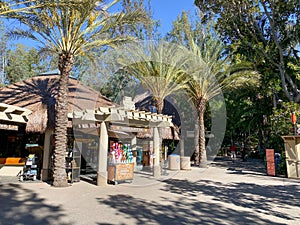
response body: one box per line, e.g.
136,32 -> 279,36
4,0 -> 145,187
119,41 -> 189,173
185,37 -> 226,166
186,36 -> 259,167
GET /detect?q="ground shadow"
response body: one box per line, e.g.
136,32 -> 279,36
211,156 -> 267,176
97,176 -> 300,225
160,178 -> 300,224
0,183 -> 72,225
95,158 -> 299,224
97,191 -> 289,225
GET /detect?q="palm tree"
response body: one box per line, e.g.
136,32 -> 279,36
118,41 -> 189,173
4,0 -> 145,187
121,41 -> 189,114
0,1 -> 45,15
185,37 -> 225,166
186,36 -> 259,167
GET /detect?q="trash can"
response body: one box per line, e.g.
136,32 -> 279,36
168,154 -> 180,170
274,153 -> 281,174
180,157 -> 191,170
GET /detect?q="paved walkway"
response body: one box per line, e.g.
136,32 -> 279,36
0,157 -> 299,225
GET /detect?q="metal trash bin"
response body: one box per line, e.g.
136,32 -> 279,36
168,154 -> 180,170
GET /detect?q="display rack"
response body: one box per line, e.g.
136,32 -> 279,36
107,141 -> 134,184
71,142 -> 81,182
66,141 -> 81,183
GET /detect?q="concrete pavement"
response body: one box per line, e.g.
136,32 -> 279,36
0,157 -> 299,225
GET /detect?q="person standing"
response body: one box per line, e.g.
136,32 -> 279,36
241,144 -> 246,161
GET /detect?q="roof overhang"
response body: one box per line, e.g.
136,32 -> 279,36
68,106 -> 173,128
0,103 -> 32,125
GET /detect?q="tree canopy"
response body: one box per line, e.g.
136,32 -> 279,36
195,0 -> 300,103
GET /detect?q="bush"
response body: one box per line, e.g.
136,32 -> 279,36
277,151 -> 287,176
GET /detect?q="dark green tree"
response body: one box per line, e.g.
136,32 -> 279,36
194,0 -> 300,103
5,44 -> 55,83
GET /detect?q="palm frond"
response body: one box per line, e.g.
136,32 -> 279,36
5,0 -> 144,57
185,33 -> 259,105
115,41 -> 190,110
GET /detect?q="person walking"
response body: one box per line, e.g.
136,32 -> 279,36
230,145 -> 236,161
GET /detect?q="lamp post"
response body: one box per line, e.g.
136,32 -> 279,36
292,112 -> 297,135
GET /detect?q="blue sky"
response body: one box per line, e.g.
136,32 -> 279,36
110,0 -> 198,34
150,0 -> 197,33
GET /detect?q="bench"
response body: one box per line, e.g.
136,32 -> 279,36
0,157 -> 26,166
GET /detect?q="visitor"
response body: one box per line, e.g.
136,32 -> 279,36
241,144 -> 246,161
230,145 -> 236,161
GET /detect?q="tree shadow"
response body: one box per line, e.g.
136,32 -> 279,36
160,178 -> 300,224
96,156 -> 299,225
211,157 -> 267,176
0,183 -> 72,225
97,193 -> 285,225
97,176 -> 300,225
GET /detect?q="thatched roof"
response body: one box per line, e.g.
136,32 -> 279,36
134,92 -> 181,126
135,126 -> 180,140
134,92 -> 181,140
0,74 -> 114,133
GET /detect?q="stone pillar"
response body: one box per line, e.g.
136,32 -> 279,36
97,121 -> 108,186
41,129 -> 53,181
180,134 -> 185,157
153,127 -> 160,177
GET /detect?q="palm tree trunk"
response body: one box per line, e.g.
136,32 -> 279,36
155,97 -> 164,114
194,116 -> 200,166
52,51 -> 74,187
154,97 -> 164,171
198,99 -> 207,167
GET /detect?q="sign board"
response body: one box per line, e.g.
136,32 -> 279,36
266,149 -> 275,176
108,163 -> 134,182
186,131 -> 194,138
110,125 -> 149,133
115,163 -> 134,180
0,124 -> 18,130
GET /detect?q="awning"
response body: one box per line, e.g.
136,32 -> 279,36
69,106 -> 173,128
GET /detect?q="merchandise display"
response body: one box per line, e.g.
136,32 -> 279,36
109,142 -> 133,164
108,141 -> 134,184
